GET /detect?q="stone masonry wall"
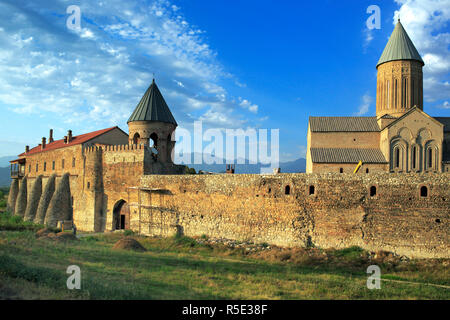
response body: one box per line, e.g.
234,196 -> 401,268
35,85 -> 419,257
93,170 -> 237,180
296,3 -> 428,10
133,173 -> 449,258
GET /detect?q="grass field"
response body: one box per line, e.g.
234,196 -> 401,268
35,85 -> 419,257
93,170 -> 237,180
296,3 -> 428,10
0,195 -> 449,299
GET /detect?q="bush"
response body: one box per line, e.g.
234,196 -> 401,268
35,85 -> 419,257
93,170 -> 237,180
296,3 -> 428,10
123,229 -> 135,236
0,212 -> 44,232
0,254 -> 63,285
0,199 -> 7,208
80,236 -> 99,243
174,235 -> 197,247
184,166 -> 196,174
332,246 -> 364,259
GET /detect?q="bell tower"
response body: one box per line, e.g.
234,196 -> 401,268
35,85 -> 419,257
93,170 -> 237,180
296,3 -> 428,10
127,79 -> 177,163
376,20 -> 424,118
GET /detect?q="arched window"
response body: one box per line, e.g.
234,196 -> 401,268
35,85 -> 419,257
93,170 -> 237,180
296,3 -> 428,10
284,185 -> 290,195
420,186 -> 428,198
132,132 -> 140,145
428,148 -> 433,169
366,168 -> 369,173
395,147 -> 400,168
394,79 -> 398,108
386,80 -> 390,109
309,185 -> 315,195
339,168 -> 343,173
370,186 -> 377,197
412,145 -> 417,170
150,132 -> 158,148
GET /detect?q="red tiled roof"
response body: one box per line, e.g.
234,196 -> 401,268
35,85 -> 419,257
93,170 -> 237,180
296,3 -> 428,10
19,127 -> 119,157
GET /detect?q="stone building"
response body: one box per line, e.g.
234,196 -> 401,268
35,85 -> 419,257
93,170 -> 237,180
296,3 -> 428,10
8,79 -> 184,232
306,20 -> 450,174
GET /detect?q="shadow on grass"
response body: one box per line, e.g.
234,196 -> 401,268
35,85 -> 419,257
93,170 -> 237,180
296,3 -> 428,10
0,253 -> 222,299
1,231 -> 448,299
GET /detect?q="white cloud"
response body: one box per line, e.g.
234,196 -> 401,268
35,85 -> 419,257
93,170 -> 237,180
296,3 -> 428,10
0,0 -> 259,135
79,28 -> 95,39
173,79 -> 185,87
238,97 -> 258,113
363,28 -> 374,50
393,0 -> 450,104
436,101 -> 449,109
354,93 -> 372,116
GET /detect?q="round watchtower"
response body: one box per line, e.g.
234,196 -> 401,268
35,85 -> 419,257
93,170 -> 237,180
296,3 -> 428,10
127,79 -> 177,163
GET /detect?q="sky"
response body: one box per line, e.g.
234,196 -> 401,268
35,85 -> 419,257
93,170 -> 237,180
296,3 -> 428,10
0,0 -> 448,162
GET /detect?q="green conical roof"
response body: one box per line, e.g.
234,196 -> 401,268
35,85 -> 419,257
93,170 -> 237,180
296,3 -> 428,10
377,20 -> 424,68
128,79 -> 177,125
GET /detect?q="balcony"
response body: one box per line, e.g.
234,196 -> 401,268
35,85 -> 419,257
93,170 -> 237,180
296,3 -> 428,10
10,160 -> 25,179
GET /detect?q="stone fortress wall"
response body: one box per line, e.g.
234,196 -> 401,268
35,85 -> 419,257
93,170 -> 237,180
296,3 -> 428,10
130,172 -> 449,259
7,141 -> 449,259
8,148 -> 450,259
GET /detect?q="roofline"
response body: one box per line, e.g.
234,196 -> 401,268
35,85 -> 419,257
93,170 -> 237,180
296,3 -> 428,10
126,119 -> 178,126
309,116 -> 377,119
114,126 -> 129,136
310,130 -> 380,133
376,58 -> 425,69
382,107 -> 444,131
80,126 -> 125,143
18,142 -> 82,157
312,161 -> 388,164
19,126 -> 120,157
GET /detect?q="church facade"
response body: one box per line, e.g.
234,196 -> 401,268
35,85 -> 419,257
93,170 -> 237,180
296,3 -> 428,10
306,20 -> 450,174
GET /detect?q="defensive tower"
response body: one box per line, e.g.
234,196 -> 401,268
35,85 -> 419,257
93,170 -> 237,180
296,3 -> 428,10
127,79 -> 177,163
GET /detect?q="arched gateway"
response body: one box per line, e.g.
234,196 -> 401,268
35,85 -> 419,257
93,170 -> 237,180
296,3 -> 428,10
113,200 -> 130,230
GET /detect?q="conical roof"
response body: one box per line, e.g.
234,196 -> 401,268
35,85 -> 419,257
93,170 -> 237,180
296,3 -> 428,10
377,20 -> 424,68
128,79 -> 177,125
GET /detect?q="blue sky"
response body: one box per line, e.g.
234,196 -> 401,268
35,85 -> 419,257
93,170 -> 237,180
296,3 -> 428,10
0,0 -> 448,161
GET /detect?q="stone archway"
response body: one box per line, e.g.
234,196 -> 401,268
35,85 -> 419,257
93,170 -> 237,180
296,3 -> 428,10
132,132 -> 140,145
113,200 -> 130,230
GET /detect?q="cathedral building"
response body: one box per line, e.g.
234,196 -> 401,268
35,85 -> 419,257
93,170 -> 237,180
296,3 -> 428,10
306,20 -> 450,174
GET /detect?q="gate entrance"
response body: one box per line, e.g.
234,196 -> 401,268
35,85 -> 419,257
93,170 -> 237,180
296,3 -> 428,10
113,200 -> 130,230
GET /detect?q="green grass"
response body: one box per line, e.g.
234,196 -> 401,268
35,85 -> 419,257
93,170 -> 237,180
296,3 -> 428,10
0,189 -> 7,211
0,211 -> 59,232
0,226 -> 448,300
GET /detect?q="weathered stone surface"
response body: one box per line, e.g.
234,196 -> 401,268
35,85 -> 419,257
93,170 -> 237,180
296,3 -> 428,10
34,174 -> 56,225
24,175 -> 42,222
14,176 -> 27,217
45,173 -> 72,227
11,141 -> 449,260
7,179 -> 19,214
129,172 -> 449,259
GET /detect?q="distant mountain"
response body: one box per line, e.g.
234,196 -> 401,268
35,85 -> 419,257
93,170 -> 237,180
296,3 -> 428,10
0,156 -> 15,167
279,157 -> 306,173
0,167 -> 11,187
0,154 -> 306,188
179,153 -> 306,174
